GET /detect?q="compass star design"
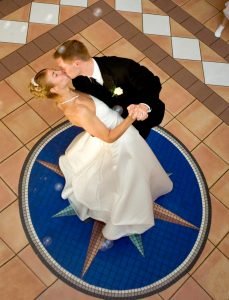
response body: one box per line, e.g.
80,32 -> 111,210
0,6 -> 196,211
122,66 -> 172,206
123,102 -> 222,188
37,160 -> 199,277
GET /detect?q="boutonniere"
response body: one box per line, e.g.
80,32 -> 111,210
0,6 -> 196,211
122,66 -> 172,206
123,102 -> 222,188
111,87 -> 123,97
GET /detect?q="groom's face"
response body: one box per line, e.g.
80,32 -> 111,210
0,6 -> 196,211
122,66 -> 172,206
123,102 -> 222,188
56,57 -> 80,79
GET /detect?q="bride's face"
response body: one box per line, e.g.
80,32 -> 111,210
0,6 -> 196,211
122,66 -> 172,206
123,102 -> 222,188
46,69 -> 70,89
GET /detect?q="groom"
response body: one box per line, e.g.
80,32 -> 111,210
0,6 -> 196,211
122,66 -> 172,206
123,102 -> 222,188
53,40 -> 165,139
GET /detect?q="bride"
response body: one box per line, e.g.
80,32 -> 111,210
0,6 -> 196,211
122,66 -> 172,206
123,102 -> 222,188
30,69 -> 173,241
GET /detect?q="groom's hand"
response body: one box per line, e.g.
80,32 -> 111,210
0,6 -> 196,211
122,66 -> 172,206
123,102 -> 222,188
127,104 -> 148,121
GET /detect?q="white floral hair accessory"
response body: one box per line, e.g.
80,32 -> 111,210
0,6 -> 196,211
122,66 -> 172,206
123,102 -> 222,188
31,77 -> 39,87
112,87 -> 123,97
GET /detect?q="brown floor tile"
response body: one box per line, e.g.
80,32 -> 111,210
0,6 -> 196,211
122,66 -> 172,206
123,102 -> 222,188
0,256 -> 45,300
81,19 -> 121,51
129,32 -> 152,52
177,100 -> 222,139
188,81 -> 213,102
172,0 -> 190,5
205,12 -> 229,43
27,23 -> 55,43
208,85 -> 229,103
203,93 -> 228,116
158,56 -> 183,77
170,19 -> 194,38
171,277 -> 212,300
181,17 -> 204,35
140,57 -> 170,83
116,21 -> 139,40
160,78 -> 195,116
3,3 -> 31,22
155,0 -> 176,13
2,104 -> 48,144
33,33 -> 59,53
119,11 -> 142,31
0,43 -> 22,60
49,24 -> 74,44
0,147 -> 29,193
0,1 -> 18,16
188,240 -> 215,274
168,6 -> 190,23
59,5 -> 84,23
219,107 -> 229,125
0,63 -> 11,81
0,178 -> 17,212
192,248 -> 229,300
208,194 -> 229,245
207,0 -> 226,10
1,51 -> 27,74
160,110 -> 174,127
19,245 -> 56,286
103,38 -> 144,62
218,233 -> 229,258
204,123 -> 229,163
29,50 -> 57,73
0,81 -> 25,119
192,143 -> 228,187
182,0 -> 218,23
148,35 -> 172,56
199,42 -> 226,63
144,294 -> 163,300
177,60 -> 204,82
142,0 -> 167,15
143,44 -> 168,64
17,42 -> 44,63
210,171 -> 229,208
159,274 -> 190,299
6,66 -> 35,102
211,39 -> 229,58
63,14 -> 88,34
28,97 -> 64,126
34,0 -> 59,3
0,122 -> 22,162
165,118 -> 200,150
0,238 -> 15,267
26,128 -> 50,150
37,279 -> 99,300
99,0 -> 114,8
196,27 -> 217,46
172,68 -> 198,89
102,10 -> 126,28
0,201 -> 28,252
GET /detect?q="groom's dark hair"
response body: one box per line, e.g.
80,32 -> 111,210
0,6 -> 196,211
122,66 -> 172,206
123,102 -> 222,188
53,40 -> 91,61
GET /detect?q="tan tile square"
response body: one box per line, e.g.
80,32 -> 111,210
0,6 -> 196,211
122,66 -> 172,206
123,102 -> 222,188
0,122 -> 22,162
170,19 -> 194,38
208,194 -> 229,245
161,110 -> 174,127
70,33 -> 99,57
0,238 -> 14,267
0,43 -> 22,60
210,171 -> 229,208
27,23 -> 55,42
204,123 -> 229,164
81,19 -> 121,51
199,42 -> 226,63
188,240 -> 215,274
51,116 -> 68,128
165,119 -> 200,150
30,49 -> 57,73
183,0 -> 219,23
3,3 -> 31,22
142,0 -> 167,15
172,0 -> 190,5
0,201 -> 28,253
159,274 -> 190,299
0,147 -> 29,193
208,85 -> 229,103
59,6 -> 84,23
143,294 -> 162,300
160,78 -> 195,116
6,66 -> 36,102
19,245 -> 56,286
103,38 -> 144,62
0,81 -> 24,119
37,279 -> 97,300
207,0 -> 226,10
26,128 -> 51,150
177,60 -> 204,82
205,12 -> 229,42
0,257 -> 45,300
177,100 -> 222,139
171,277 -> 212,300
148,35 -> 172,56
2,104 -> 48,144
140,57 -> 170,83
192,249 -> 229,300
218,233 -> 229,258
119,11 -> 142,31
0,178 -> 17,212
192,143 -> 228,187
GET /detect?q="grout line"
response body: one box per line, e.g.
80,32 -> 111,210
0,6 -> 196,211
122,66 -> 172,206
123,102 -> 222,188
190,275 -> 215,299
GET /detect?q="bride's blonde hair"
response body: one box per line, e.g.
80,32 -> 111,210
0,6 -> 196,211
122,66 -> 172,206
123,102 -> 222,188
29,69 -> 58,99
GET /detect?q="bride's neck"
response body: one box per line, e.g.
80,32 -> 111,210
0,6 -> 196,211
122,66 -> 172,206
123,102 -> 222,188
58,88 -> 77,105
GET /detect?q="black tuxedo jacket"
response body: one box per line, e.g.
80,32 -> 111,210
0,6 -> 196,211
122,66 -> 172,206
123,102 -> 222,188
72,56 -> 165,139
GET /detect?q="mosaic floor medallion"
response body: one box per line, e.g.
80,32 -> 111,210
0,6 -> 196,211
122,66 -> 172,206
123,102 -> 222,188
19,121 -> 211,299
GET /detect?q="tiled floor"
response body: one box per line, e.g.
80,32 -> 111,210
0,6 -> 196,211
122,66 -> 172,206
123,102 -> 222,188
0,0 -> 228,299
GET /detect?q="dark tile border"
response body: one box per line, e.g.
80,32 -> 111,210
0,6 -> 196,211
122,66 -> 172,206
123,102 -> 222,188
0,0 -> 228,124
0,0 -> 33,18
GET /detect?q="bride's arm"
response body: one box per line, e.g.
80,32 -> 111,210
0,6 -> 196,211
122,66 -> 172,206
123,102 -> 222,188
66,105 -> 135,143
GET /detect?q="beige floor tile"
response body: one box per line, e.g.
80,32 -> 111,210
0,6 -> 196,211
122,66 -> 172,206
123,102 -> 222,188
177,60 -> 204,82
2,104 -> 48,144
37,279 -> 99,300
171,277 -> 212,300
27,23 -> 55,43
0,43 -> 22,60
6,66 -> 36,102
192,143 -> 228,187
208,194 -> 229,245
183,0 -> 219,23
35,0 -> 60,3
3,3 -> 31,22
144,294 -> 163,300
19,245 -> 56,286
172,0 -> 190,5
103,38 -> 145,62
140,57 -> 170,83
148,35 -> 172,56
0,81 -> 25,119
210,171 -> 229,208
0,147 -> 29,193
101,0 -> 114,8
81,20 -> 121,51
199,42 -> 226,63
0,122 -> 22,162
59,6 -> 84,23
119,11 -> 143,31
160,78 -> 195,116
0,201 -> 28,253
0,178 -> 17,212
205,12 -> 229,42
26,128 -> 51,150
177,100 -> 222,139
207,0 -> 226,10
0,238 -> 14,267
30,50 -> 57,73
204,123 -> 229,164
170,19 -> 194,38
50,116 -> 68,128
165,119 -> 200,150
192,248 -> 229,300
0,256 -> 45,300
28,97 -> 64,126
70,33 -> 100,57
159,274 -> 190,299
218,233 -> 229,258
161,110 -> 174,127
142,0 -> 167,15
208,85 -> 229,103
188,240 -> 215,274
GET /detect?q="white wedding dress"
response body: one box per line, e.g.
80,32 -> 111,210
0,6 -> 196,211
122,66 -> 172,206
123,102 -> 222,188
59,96 -> 173,240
